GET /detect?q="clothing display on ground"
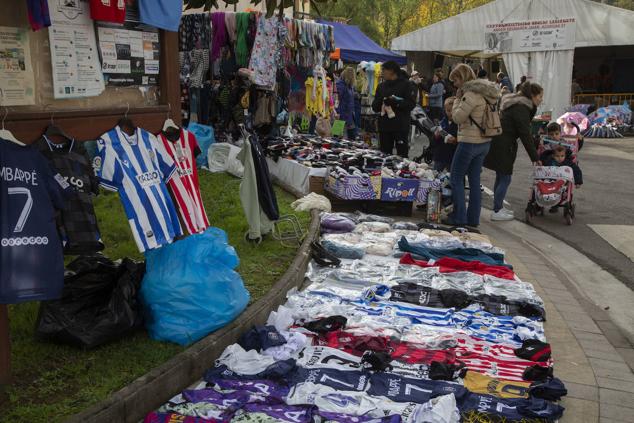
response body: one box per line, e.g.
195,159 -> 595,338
95,126 -> 182,253
146,208 -> 567,417
158,129 -> 209,235
35,136 -> 104,254
1,138 -> 71,303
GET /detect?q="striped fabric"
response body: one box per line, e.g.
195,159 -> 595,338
95,126 -> 182,253
158,129 -> 209,235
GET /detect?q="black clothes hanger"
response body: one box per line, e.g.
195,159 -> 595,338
118,104 -> 136,136
44,111 -> 73,144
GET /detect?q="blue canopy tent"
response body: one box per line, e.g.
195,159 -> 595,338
318,19 -> 407,65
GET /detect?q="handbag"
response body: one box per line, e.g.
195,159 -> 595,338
315,117 -> 332,137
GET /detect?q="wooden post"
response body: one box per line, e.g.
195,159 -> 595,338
0,304 -> 9,386
159,30 -> 182,127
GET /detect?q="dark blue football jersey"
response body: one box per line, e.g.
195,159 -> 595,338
1,139 -> 71,303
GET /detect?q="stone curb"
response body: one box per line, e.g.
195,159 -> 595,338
66,209 -> 320,423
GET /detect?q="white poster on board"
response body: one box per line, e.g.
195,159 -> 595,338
47,0 -> 105,99
484,18 -> 576,54
0,26 -> 35,105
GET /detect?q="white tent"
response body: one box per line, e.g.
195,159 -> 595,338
392,0 -> 634,117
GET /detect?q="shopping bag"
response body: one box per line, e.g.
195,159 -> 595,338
140,227 -> 250,345
187,123 -> 215,168
331,120 -> 346,137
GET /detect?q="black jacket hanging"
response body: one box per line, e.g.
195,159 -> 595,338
248,134 -> 280,221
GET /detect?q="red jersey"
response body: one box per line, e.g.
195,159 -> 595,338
90,0 -> 126,23
452,337 -> 551,382
158,129 -> 209,235
313,330 -> 457,365
400,253 -> 517,280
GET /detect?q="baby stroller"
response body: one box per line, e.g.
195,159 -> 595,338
525,166 -> 576,225
410,106 -> 444,164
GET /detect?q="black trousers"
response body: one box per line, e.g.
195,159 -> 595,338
379,130 -> 409,157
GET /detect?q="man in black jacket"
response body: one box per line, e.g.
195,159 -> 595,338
372,61 -> 417,157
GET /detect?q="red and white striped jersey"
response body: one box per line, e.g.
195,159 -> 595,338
158,129 -> 209,235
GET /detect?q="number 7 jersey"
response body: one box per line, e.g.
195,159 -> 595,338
1,138 -> 71,303
95,126 -> 182,253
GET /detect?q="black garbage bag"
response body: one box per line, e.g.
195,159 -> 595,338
36,255 -> 145,349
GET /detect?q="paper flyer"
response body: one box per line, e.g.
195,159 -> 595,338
47,0 -> 105,99
0,27 -> 35,106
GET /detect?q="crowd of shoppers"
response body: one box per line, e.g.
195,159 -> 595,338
362,63 -> 546,228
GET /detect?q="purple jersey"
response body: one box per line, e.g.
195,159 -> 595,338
211,379 -> 289,402
241,404 -> 315,422
318,411 -> 402,422
144,412 -> 221,423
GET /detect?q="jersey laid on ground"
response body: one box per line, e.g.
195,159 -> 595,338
463,371 -> 530,399
90,0 -> 126,23
286,382 -> 426,423
158,129 -> 209,235
36,136 -> 104,254
1,139 -> 71,303
297,346 -> 433,380
95,126 -> 182,253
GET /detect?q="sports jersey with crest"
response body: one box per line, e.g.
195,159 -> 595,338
1,138 -> 71,303
158,129 -> 209,235
95,126 -> 182,253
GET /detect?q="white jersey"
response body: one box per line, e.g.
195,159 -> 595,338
286,382 -> 458,423
297,346 -> 434,380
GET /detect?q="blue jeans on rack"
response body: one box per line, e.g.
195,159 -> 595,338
449,141 -> 491,226
493,173 -> 512,212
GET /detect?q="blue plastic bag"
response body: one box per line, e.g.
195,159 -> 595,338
187,123 -> 215,168
140,227 -> 250,345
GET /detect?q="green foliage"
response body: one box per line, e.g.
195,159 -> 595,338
0,172 -> 309,423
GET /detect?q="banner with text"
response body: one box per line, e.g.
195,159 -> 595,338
484,18 -> 576,54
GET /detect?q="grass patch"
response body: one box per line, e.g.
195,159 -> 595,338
1,172 -> 309,423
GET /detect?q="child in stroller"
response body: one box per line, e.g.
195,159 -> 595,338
540,122 -> 583,189
526,123 -> 581,225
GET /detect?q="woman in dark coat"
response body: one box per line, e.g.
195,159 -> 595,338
484,82 -> 544,221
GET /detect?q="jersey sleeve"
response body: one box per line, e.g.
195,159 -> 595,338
95,138 -> 119,191
188,130 -> 202,158
153,134 -> 178,182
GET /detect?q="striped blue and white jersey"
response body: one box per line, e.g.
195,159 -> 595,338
95,126 -> 182,253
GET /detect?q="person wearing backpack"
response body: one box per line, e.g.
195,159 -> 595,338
446,64 -> 501,227
484,82 -> 544,221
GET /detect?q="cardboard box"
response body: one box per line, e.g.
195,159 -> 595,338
326,172 -> 381,200
380,178 -> 419,202
416,179 -> 442,204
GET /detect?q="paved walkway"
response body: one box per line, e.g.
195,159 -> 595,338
479,214 -> 634,423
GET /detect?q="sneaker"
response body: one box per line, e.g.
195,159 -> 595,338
491,209 -> 514,221
500,207 -> 515,216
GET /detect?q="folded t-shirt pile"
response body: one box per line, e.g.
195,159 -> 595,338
145,212 -> 566,423
264,134 -> 438,181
